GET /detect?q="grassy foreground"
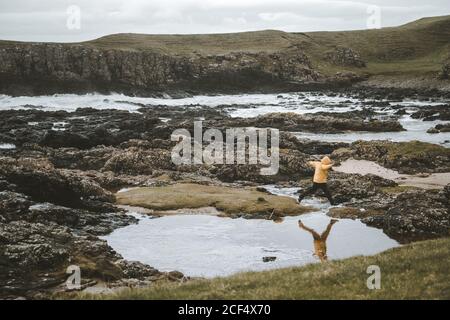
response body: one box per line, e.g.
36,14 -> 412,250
76,237 -> 450,300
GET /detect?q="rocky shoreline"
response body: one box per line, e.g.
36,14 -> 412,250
1,89 -> 449,299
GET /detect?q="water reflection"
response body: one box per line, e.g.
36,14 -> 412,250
299,219 -> 338,262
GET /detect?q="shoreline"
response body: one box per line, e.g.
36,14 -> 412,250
1,76 -> 450,99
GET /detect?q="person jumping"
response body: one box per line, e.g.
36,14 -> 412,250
298,156 -> 335,205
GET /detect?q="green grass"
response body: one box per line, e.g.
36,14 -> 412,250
74,237 -> 450,300
116,183 -> 312,216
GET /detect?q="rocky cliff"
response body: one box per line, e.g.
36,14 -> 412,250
0,43 -> 323,96
1,15 -> 449,96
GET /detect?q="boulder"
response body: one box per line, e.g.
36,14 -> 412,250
0,157 -> 114,211
363,189 -> 450,242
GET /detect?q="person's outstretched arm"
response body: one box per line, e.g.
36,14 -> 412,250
308,161 -> 318,168
299,221 -> 321,239
321,162 -> 334,170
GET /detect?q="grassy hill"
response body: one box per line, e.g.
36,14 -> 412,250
72,237 -> 450,300
0,15 -> 449,94
84,15 -> 450,77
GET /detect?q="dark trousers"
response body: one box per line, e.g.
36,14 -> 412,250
299,182 -> 334,205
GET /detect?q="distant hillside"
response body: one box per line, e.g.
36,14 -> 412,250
0,15 -> 449,95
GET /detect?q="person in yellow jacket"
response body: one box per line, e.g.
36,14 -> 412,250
298,156 -> 335,205
298,219 -> 338,262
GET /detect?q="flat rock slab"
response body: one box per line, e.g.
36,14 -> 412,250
335,159 -> 450,190
116,183 -> 312,217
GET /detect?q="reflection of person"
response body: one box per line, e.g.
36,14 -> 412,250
268,209 -> 284,224
298,156 -> 335,205
298,219 -> 338,262
272,216 -> 284,224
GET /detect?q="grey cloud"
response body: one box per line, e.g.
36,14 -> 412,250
0,0 -> 448,42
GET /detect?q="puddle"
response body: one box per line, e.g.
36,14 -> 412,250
335,159 -> 450,189
102,187 -> 399,278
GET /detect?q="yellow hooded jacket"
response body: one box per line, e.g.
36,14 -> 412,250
309,156 -> 333,183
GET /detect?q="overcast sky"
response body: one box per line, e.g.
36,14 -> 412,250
0,0 -> 449,42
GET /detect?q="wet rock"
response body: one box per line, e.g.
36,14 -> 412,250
328,207 -> 384,219
102,148 -> 174,175
427,127 -> 440,134
229,112 -> 404,133
280,132 -> 349,155
298,172 -> 397,204
27,203 -> 136,235
0,191 -> 144,298
48,146 -> 119,171
0,191 -> 32,222
166,271 -> 185,281
213,148 -> 312,183
410,105 -> 450,121
40,131 -> 92,149
262,256 -> 277,263
0,157 -> 115,211
116,260 -> 160,279
428,123 -> 450,134
363,188 -> 450,243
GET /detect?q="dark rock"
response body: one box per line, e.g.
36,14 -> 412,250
227,112 -> 404,133
0,157 -> 115,212
280,132 -> 349,154
410,105 -> 450,121
298,172 -> 397,205
102,148 -> 174,175
428,123 -> 450,134
363,189 -> 450,243
116,260 -> 160,279
40,131 -> 92,149
262,256 -> 277,262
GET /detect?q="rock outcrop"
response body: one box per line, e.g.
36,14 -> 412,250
325,47 -> 366,68
363,187 -> 450,242
0,44 -> 319,95
247,112 -> 404,133
427,123 -> 450,134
